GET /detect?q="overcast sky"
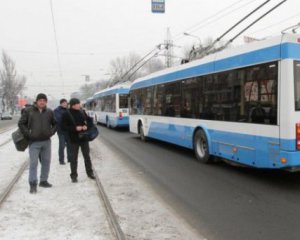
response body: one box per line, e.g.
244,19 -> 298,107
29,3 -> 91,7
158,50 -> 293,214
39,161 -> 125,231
0,0 -> 299,100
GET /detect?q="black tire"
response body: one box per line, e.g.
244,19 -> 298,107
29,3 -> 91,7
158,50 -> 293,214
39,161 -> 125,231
139,123 -> 147,142
106,118 -> 110,128
193,129 -> 212,163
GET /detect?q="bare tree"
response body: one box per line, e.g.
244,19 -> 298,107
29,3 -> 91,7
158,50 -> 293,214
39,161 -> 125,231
108,52 -> 165,86
0,51 -> 26,113
79,79 -> 110,100
142,57 -> 165,75
184,37 -> 229,61
78,52 -> 165,99
108,52 -> 142,86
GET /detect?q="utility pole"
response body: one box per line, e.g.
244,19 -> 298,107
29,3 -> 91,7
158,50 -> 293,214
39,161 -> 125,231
164,28 -> 173,68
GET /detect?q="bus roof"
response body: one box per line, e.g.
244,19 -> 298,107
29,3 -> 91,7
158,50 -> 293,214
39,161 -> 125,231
130,34 -> 300,90
93,83 -> 130,98
85,97 -> 94,104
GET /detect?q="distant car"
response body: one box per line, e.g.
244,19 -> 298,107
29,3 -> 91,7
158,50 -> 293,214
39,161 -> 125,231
1,112 -> 12,120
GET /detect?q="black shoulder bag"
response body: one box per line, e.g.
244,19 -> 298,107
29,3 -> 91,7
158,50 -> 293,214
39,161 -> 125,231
67,110 -> 99,142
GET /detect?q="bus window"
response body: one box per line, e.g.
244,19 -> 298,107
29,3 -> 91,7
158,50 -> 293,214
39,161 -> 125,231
164,82 -> 181,117
153,84 -> 164,116
181,78 -> 199,118
119,94 -> 129,108
130,89 -> 143,115
244,63 -> 278,124
142,87 -> 153,115
294,61 -> 300,110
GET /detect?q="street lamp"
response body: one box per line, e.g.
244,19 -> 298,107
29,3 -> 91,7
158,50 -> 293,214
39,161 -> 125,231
81,74 -> 90,82
183,32 -> 201,44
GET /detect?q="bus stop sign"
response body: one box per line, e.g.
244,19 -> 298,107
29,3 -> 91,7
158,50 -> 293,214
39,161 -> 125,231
152,0 -> 165,13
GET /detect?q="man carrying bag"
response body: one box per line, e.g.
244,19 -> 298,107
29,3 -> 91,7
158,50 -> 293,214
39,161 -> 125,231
62,98 -> 96,183
18,93 -> 57,194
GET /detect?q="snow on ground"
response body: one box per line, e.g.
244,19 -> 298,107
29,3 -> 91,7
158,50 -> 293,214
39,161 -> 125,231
0,128 -> 27,193
91,137 -> 204,240
0,131 -> 204,240
0,136 -> 113,240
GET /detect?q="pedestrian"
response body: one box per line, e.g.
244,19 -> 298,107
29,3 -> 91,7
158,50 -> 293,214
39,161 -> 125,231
18,93 -> 57,194
54,98 -> 71,165
62,98 -> 95,183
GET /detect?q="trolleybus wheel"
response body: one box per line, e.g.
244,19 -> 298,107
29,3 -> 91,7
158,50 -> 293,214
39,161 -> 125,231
106,118 -> 110,128
193,129 -> 212,163
139,123 -> 147,142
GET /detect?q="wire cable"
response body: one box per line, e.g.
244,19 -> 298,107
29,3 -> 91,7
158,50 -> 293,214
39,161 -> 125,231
173,0 -> 260,41
173,0 -> 247,40
226,0 -> 287,45
49,0 -> 64,95
248,11 -> 300,35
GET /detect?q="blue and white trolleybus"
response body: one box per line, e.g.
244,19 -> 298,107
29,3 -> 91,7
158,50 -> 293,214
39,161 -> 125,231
129,34 -> 300,171
94,84 -> 130,128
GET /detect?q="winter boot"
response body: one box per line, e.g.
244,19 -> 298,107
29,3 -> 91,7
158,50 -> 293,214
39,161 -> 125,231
39,181 -> 52,188
29,182 -> 37,194
87,173 -> 96,180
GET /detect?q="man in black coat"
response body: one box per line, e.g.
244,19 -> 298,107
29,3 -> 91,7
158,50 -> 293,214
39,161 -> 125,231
62,98 -> 95,183
54,98 -> 71,165
18,93 -> 57,193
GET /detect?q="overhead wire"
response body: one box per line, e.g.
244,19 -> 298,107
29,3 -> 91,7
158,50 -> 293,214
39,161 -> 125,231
49,0 -> 65,95
172,0 -> 248,40
173,0 -> 261,42
192,0 -> 271,59
223,0 -> 287,47
248,11 -> 300,35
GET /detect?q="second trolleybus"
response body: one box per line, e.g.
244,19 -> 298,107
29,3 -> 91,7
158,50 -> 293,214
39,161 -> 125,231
93,83 -> 130,128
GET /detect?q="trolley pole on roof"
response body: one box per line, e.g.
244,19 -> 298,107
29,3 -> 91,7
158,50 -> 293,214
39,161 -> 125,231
190,0 -> 287,60
194,0 -> 271,59
225,0 -> 287,47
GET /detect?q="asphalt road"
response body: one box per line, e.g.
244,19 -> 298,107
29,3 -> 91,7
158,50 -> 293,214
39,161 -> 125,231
0,115 -> 19,131
98,125 -> 300,240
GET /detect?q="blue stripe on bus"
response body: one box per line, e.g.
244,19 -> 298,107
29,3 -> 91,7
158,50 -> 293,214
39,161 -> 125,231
214,45 -> 281,72
131,42 -> 300,90
97,115 -> 129,127
108,116 -> 129,128
147,121 -> 300,169
281,43 -> 300,59
94,88 -> 129,98
116,116 -> 129,127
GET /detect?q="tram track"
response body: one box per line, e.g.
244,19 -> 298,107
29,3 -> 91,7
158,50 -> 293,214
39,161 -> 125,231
0,160 -> 28,208
0,126 -> 16,147
0,126 -> 16,135
92,149 -> 126,240
0,124 -> 126,239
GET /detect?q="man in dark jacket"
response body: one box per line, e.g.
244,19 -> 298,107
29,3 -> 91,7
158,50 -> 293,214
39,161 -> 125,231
54,98 -> 70,165
62,98 -> 95,183
18,93 -> 57,193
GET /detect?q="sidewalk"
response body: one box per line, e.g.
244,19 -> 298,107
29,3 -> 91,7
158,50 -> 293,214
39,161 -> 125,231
0,132 -> 203,240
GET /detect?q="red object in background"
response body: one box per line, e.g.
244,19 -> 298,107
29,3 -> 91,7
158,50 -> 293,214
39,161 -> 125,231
18,98 -> 28,107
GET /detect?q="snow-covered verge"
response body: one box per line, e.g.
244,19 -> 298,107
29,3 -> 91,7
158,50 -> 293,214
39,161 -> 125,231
0,136 -> 113,240
0,128 -> 27,193
0,131 -> 205,240
91,138 -> 204,240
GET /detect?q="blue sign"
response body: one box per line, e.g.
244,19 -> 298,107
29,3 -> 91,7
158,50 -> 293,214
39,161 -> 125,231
152,0 -> 165,13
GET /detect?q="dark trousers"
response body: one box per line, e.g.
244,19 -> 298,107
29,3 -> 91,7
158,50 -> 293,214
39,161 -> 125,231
69,141 -> 93,179
57,131 -> 71,163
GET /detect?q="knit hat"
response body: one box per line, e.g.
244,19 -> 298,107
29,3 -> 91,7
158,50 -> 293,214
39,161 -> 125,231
69,98 -> 80,107
36,93 -> 48,102
60,98 -> 67,104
